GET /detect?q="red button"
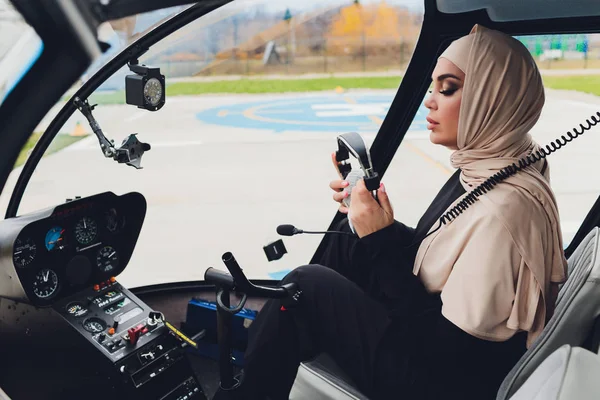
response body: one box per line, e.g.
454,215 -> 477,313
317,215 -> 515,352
93,284 -> 100,291
142,328 -> 148,334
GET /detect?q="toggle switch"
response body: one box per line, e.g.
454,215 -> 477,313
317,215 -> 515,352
127,325 -> 144,345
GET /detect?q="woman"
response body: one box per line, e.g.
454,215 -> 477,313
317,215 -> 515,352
215,24 -> 568,400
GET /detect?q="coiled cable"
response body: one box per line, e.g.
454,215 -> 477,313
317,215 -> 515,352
410,111 -> 600,247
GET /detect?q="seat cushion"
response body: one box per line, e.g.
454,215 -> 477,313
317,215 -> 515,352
289,354 -> 369,400
509,344 -> 600,400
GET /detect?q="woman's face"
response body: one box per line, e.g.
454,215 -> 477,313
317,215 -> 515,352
424,58 -> 465,150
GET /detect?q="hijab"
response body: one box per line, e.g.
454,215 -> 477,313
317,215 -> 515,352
413,24 -> 568,348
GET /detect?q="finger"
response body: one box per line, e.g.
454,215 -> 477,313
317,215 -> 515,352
339,205 -> 348,214
331,152 -> 343,179
377,183 -> 393,215
353,179 -> 373,201
329,179 -> 349,192
353,179 -> 380,207
332,190 -> 349,203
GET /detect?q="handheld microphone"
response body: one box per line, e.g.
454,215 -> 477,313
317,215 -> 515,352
276,224 -> 355,237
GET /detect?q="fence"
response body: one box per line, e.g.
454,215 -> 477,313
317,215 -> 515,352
145,13 -> 600,79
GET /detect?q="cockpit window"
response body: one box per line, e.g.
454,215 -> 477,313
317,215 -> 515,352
7,0 -> 424,288
80,5 -> 191,90
0,0 -> 43,106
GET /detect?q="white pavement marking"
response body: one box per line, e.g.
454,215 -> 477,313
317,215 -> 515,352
148,140 -> 204,148
312,103 -> 389,117
558,100 -> 600,111
69,139 -> 205,150
125,112 -> 149,122
258,110 -> 305,115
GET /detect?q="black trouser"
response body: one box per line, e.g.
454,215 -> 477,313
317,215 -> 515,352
236,219 -> 432,399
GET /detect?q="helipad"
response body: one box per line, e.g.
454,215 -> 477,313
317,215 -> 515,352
196,93 -> 429,132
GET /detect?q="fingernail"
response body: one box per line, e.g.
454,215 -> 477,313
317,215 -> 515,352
380,183 -> 386,193
342,181 -> 349,187
344,191 -> 349,198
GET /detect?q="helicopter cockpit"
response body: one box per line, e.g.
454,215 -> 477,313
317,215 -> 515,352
3,1 -> 600,400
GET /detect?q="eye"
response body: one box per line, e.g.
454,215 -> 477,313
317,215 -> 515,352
439,87 -> 458,96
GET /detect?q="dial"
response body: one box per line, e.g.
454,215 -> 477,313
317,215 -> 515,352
45,226 -> 65,251
82,317 -> 106,333
13,237 -> 36,267
96,246 -> 119,273
105,208 -> 122,233
144,77 -> 163,106
66,302 -> 88,318
32,269 -> 59,299
75,217 -> 97,245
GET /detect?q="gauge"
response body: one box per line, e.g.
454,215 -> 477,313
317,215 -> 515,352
13,237 -> 36,267
32,269 -> 59,299
75,217 -> 97,245
45,226 -> 65,251
82,317 -> 107,333
144,77 -> 163,107
105,208 -> 121,233
96,246 -> 119,273
66,302 -> 88,318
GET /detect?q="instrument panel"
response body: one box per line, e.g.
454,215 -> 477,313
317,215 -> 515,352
0,192 -> 146,307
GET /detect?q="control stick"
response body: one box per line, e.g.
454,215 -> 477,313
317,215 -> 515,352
204,252 -> 301,393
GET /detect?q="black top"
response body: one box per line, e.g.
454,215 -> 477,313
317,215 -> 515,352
359,169 -> 527,399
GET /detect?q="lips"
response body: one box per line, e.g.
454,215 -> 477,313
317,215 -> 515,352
426,116 -> 439,130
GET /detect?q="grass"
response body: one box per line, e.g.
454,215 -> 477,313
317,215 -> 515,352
84,76 -> 403,105
15,133 -> 88,169
542,75 -> 600,97
167,76 -> 402,94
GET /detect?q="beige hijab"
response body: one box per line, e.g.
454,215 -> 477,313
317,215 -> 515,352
413,24 -> 568,348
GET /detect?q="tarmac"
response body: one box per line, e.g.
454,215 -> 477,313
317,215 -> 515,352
1,87 -> 600,288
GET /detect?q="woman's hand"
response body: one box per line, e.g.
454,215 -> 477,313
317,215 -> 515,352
330,152 -> 350,214
349,179 -> 394,238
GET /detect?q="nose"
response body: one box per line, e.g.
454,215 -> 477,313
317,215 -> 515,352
424,92 -> 436,110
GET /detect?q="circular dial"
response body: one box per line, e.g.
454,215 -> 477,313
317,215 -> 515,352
66,302 -> 88,318
144,77 -> 162,106
13,237 -> 36,267
82,317 -> 106,333
45,226 -> 65,251
32,269 -> 59,299
75,217 -> 97,245
105,208 -> 121,233
96,246 -> 119,273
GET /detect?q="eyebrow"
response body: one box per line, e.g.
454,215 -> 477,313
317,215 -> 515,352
435,73 -> 462,82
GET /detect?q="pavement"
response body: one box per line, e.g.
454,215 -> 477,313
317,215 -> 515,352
1,87 -> 600,288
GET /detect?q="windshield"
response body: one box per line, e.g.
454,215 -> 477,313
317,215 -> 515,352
4,0 -> 598,291
0,0 -> 43,106
5,0 -> 424,288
